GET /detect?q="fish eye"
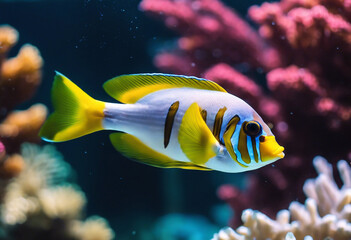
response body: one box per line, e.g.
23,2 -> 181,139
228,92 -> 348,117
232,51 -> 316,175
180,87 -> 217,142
244,121 -> 262,137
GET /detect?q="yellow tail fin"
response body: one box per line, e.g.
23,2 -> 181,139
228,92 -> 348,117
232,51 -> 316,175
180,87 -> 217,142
39,72 -> 105,142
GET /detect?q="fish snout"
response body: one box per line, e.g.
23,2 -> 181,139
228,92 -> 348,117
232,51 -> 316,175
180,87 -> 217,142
259,136 -> 285,162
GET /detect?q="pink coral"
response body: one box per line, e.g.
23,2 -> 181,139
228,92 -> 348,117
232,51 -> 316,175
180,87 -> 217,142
140,0 -> 351,226
0,141 -> 5,161
140,0 -> 281,76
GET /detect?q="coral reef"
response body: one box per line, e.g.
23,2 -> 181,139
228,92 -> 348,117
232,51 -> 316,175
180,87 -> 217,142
0,24 -> 46,182
212,156 -> 351,240
140,0 -> 351,225
139,0 -> 280,76
0,25 -> 46,213
70,216 -> 115,240
1,144 -> 115,240
0,141 -> 5,162
0,104 -> 47,153
0,24 -> 114,240
0,25 -> 43,119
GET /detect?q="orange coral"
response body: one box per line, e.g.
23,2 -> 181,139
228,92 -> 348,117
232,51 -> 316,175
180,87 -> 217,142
0,24 -> 45,180
0,25 -> 18,57
0,104 -> 47,153
1,144 -> 115,240
0,25 -> 114,240
0,25 -> 43,119
0,154 -> 24,179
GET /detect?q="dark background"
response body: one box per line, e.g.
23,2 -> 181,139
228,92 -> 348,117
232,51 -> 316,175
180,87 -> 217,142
0,0 -> 265,238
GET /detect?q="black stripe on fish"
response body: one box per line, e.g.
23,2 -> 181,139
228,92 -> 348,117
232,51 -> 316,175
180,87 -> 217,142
164,101 -> 180,148
213,107 -> 227,144
238,121 -> 251,164
201,109 -> 207,122
251,136 -> 259,163
223,115 -> 247,168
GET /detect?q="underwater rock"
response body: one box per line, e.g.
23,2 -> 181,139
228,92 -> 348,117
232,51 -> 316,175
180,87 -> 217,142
0,144 -> 115,240
212,157 -> 351,240
140,0 -> 351,225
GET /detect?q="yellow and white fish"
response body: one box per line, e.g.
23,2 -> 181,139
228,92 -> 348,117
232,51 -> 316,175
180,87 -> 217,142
39,72 -> 284,173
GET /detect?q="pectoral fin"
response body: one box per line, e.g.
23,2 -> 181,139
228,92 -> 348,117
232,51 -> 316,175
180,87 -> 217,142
178,103 -> 219,165
109,133 -> 212,171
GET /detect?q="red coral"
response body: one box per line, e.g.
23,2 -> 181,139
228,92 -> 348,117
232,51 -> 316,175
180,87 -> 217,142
141,0 -> 351,226
140,0 -> 281,75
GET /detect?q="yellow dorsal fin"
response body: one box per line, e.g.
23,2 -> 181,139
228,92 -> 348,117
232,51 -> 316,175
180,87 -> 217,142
103,73 -> 227,103
178,103 -> 219,165
109,133 -> 212,171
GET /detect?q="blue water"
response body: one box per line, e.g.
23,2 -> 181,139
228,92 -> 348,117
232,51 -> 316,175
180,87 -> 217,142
0,1 -> 264,239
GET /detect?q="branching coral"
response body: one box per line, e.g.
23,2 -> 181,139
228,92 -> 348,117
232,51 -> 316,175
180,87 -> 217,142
0,24 -> 46,183
39,185 -> 86,220
139,0 -> 281,76
140,0 -> 351,225
212,156 -> 351,240
0,104 -> 47,153
0,25 -> 43,119
0,23 -> 114,240
70,216 -> 115,240
1,144 -> 115,240
2,144 -> 72,225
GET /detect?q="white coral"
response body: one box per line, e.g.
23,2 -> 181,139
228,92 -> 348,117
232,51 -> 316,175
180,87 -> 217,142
1,196 -> 39,225
212,156 -> 351,240
0,144 -> 114,239
71,216 -> 115,240
38,185 -> 86,220
19,143 -> 71,187
1,143 -> 71,225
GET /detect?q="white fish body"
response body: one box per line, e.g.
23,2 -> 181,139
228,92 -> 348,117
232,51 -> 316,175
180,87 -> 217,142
103,88 -> 252,172
40,73 -> 284,173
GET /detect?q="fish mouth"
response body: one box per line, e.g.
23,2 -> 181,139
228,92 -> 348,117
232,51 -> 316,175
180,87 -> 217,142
273,146 -> 285,159
259,136 -> 285,162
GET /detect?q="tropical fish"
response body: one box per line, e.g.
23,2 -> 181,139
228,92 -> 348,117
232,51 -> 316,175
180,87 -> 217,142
39,72 -> 284,173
